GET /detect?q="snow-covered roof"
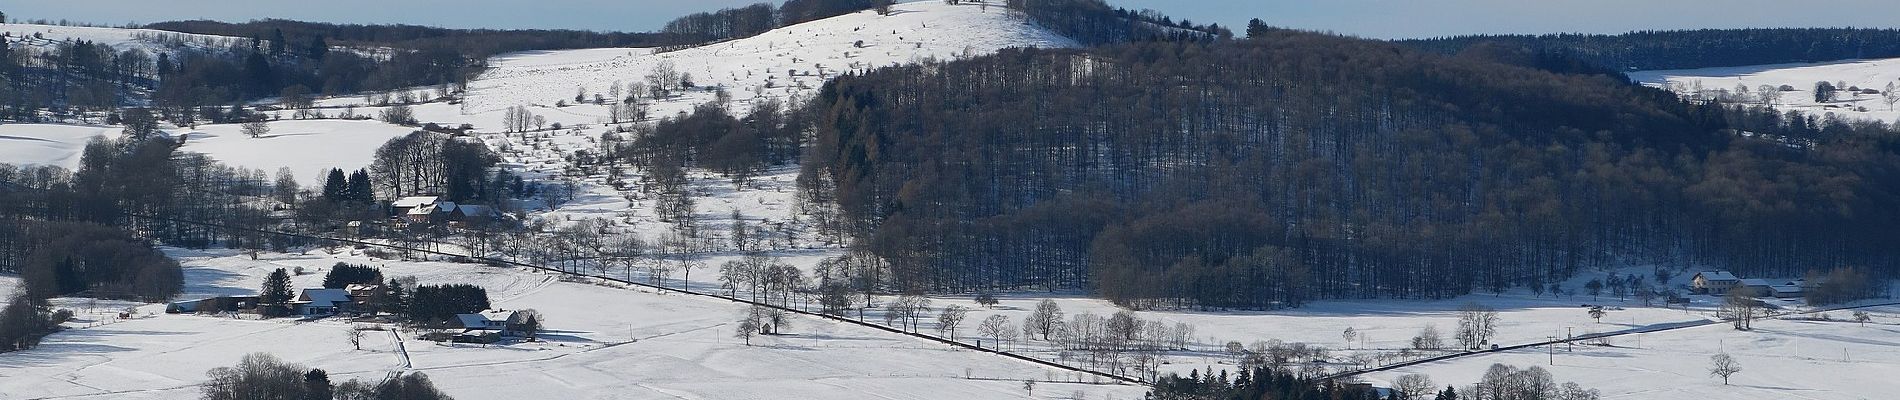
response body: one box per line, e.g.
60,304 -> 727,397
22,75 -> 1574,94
298,289 -> 351,306
392,196 -> 439,208
1771,285 -> 1803,293
482,310 -> 517,322
455,314 -> 492,329
1739,279 -> 1774,287
457,312 -> 512,329
434,201 -> 458,213
1694,271 -> 1739,282
456,205 -> 492,216
407,206 -> 435,215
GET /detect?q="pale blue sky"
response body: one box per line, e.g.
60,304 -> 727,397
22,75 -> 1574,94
8,0 -> 1900,39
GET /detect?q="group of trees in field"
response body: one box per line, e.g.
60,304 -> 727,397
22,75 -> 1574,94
635,100 -> 806,186
200,353 -> 453,400
11,222 -> 184,302
1402,28 -> 1900,72
368,131 -> 502,202
744,28 -> 1900,308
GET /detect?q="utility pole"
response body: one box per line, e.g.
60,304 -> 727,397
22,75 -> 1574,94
1547,336 -> 1557,365
1566,327 -> 1574,352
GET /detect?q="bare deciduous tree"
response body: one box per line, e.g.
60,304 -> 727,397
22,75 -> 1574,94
1393,373 -> 1435,400
1709,353 -> 1741,385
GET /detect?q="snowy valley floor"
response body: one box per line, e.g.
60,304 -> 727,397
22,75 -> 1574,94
0,249 -> 1144,400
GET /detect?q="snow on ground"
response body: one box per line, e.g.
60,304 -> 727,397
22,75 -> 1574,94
0,124 -> 119,171
0,249 -> 1146,400
0,23 -> 246,58
175,119 -> 419,184
1629,58 -> 1900,123
467,0 -> 1077,118
1362,305 -> 1900,400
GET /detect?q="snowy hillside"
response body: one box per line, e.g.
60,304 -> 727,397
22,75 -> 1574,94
0,22 -> 246,56
1630,58 -> 1900,123
465,0 -> 1077,116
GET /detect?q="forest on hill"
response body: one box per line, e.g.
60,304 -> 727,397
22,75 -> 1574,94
644,28 -> 1900,308
1401,28 -> 1900,72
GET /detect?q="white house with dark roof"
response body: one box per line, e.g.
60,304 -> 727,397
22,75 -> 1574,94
1692,271 -> 1742,294
292,288 -> 353,316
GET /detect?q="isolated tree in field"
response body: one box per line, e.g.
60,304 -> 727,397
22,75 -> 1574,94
1815,81 -> 1837,103
937,304 -> 968,339
346,326 -> 363,350
974,293 -> 998,309
1709,353 -> 1741,384
1342,327 -> 1357,349
1455,303 -> 1499,350
242,120 -> 270,138
1393,373 -> 1436,400
1854,310 -> 1872,325
1587,306 -> 1605,323
978,314 -> 1012,349
1024,299 -> 1063,340
1583,279 -> 1602,300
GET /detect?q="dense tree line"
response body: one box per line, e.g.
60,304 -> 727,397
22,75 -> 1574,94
775,31 -> 1900,307
407,284 -> 491,324
662,3 -> 782,43
145,19 -> 682,60
201,353 -> 454,400
321,263 -> 384,289
13,221 -> 184,302
1401,28 -> 1900,72
1148,367 -> 1378,400
1005,0 -> 1232,46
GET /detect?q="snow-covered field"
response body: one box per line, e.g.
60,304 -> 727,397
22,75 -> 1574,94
1362,305 -> 1900,400
0,249 -> 1146,400
0,124 -> 118,171
1630,58 -> 1900,123
176,119 -> 420,184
